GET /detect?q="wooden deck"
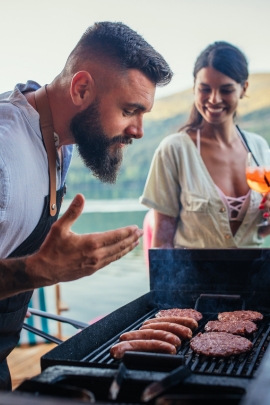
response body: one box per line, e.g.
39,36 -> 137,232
7,343 -> 57,390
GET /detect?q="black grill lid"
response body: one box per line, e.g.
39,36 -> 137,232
149,248 -> 270,293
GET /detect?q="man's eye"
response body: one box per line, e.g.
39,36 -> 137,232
123,110 -> 134,116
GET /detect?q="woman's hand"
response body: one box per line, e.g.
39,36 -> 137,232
258,194 -> 270,237
259,194 -> 270,219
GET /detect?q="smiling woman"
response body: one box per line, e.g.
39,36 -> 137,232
140,41 -> 270,249
194,66 -> 247,125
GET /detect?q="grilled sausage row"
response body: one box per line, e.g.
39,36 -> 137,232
110,315 -> 197,359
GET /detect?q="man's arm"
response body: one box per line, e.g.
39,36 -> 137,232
152,210 -> 177,248
0,194 -> 143,300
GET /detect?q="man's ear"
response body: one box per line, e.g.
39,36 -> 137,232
70,71 -> 96,108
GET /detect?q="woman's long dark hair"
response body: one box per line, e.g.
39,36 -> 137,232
179,41 -> 249,132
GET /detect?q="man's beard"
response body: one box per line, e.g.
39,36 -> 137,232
70,100 -> 132,184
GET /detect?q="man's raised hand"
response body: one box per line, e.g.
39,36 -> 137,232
28,194 -> 143,287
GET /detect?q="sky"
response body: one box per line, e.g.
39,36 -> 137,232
0,0 -> 270,99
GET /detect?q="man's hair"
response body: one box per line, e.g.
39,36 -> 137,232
65,21 -> 173,86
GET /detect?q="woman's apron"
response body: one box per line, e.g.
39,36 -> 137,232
0,86 -> 64,390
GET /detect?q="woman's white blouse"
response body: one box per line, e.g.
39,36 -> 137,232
140,130 -> 269,248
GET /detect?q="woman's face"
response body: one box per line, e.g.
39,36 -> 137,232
194,66 -> 248,126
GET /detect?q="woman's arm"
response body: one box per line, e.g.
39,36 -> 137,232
152,210 -> 178,248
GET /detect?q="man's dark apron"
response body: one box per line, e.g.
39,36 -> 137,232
0,86 -> 64,389
0,188 -> 65,389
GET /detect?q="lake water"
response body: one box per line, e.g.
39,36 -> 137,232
39,200 -> 150,337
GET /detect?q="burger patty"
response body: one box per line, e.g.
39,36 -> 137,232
218,310 -> 263,323
156,308 -> 203,321
190,332 -> 253,357
204,320 -> 257,336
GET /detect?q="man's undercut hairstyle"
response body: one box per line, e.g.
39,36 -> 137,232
66,21 -> 173,86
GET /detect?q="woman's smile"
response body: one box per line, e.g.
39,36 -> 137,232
206,106 -> 224,114
194,66 -> 245,126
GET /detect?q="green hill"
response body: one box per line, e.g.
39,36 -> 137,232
65,73 -> 270,199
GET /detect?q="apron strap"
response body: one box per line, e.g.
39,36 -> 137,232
34,86 -> 57,216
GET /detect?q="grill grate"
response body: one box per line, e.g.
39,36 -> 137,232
82,309 -> 270,378
81,309 -> 157,363
180,316 -> 270,378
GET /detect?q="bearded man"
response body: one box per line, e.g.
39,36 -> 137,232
0,21 -> 172,389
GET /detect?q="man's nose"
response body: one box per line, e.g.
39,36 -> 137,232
208,90 -> 222,104
125,118 -> 144,139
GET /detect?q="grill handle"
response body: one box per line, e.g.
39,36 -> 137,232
28,308 -> 89,329
194,294 -> 245,311
22,308 -> 89,345
22,323 -> 63,345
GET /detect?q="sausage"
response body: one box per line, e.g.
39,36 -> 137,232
140,322 -> 192,340
119,329 -> 181,347
143,316 -> 198,331
110,340 -> 177,359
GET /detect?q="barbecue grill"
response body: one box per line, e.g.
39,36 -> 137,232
15,248 -> 270,404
